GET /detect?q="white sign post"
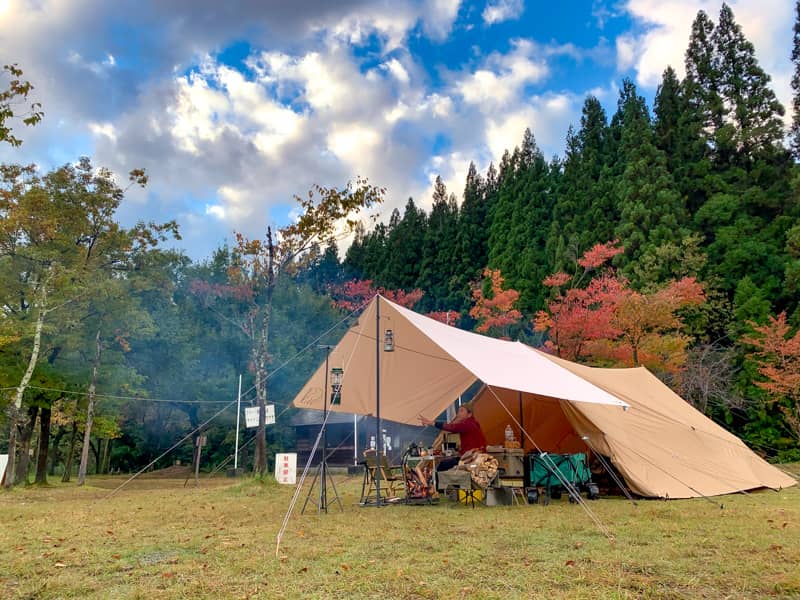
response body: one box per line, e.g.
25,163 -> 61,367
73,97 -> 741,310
245,404 -> 275,428
275,452 -> 297,484
0,454 -> 8,487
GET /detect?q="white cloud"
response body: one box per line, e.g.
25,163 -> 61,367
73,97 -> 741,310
422,0 -> 462,40
382,58 -> 411,85
457,39 -> 549,107
482,0 -> 524,25
615,34 -> 638,72
327,123 -> 382,168
89,121 -> 116,142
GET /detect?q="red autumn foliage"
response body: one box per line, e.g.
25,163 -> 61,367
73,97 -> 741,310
535,242 -> 705,374
577,240 -> 624,269
469,269 -> 522,337
425,311 -> 461,326
535,272 -> 625,361
329,279 -> 423,312
742,312 -> 800,437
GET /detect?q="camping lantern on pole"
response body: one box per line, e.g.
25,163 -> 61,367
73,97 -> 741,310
383,329 -> 394,352
330,367 -> 343,406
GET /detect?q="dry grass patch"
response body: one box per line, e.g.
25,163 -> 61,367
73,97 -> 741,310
0,467 -> 798,599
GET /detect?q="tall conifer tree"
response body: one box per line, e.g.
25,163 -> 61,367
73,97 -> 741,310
791,0 -> 800,158
418,176 -> 459,310
453,162 -> 488,310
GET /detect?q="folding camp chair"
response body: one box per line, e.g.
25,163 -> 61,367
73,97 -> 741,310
359,450 -> 404,505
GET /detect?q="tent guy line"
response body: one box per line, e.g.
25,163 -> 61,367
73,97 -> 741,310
483,383 -> 615,540
277,304 -> 368,557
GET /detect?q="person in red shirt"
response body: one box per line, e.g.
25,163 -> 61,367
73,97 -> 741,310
419,401 -> 487,471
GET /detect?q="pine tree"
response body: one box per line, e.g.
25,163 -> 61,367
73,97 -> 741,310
792,0 -> 800,158
453,163 -> 488,310
612,79 -> 687,284
487,149 -> 517,276
381,198 -> 427,290
688,3 -> 795,302
713,3 -> 786,164
653,67 -> 683,172
684,10 -> 724,139
512,129 -> 553,312
547,97 -> 615,263
418,176 -> 459,310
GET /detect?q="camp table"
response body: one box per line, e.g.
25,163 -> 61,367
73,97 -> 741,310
525,452 -> 598,505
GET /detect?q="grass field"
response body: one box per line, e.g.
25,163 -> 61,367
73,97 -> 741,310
1,466 -> 799,599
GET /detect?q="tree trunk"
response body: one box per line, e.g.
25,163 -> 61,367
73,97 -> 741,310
78,329 -> 102,485
62,421 -> 79,483
101,438 -> 112,474
49,426 -> 67,476
98,439 -> 108,475
35,405 -> 51,484
15,405 -> 39,485
4,282 -> 48,489
253,312 -> 270,476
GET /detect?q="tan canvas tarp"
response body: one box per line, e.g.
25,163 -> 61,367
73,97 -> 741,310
293,295 -> 627,423
528,353 -> 795,498
472,351 -> 796,497
292,295 -> 796,498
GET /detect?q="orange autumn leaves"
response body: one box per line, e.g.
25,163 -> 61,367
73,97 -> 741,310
469,268 -> 522,338
534,241 -> 706,374
743,313 -> 800,437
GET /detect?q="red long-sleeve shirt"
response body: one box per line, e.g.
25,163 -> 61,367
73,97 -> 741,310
438,416 -> 487,454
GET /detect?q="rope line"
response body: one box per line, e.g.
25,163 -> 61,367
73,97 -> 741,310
485,385 -> 615,541
275,297 -> 371,556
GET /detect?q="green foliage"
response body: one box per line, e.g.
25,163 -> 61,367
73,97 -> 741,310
0,64 -> 43,147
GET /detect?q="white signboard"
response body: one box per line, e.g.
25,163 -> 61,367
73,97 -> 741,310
275,452 -> 297,485
245,404 -> 275,428
0,454 -> 8,486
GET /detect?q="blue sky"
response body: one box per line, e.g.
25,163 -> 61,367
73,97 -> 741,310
0,0 -> 795,260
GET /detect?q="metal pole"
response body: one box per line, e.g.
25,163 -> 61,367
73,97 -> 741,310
353,414 -> 358,466
234,374 -> 242,471
375,295 -> 382,506
321,347 -> 329,513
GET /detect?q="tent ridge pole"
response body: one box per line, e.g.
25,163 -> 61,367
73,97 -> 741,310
375,294 -> 382,506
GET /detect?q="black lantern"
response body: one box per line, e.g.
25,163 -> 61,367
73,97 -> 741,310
384,329 -> 394,352
330,367 -> 343,405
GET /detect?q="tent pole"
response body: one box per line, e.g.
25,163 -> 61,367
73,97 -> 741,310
374,295 -> 382,506
518,391 -> 523,445
321,347 -> 329,512
234,374 -> 242,471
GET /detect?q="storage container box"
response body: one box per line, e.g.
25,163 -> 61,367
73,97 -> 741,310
487,448 -> 525,477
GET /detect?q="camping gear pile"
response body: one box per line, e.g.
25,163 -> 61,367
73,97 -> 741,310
454,449 -> 498,488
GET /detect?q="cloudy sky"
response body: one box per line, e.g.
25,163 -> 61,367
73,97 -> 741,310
0,0 -> 795,260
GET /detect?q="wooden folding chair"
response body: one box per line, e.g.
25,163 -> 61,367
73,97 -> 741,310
359,450 -> 403,504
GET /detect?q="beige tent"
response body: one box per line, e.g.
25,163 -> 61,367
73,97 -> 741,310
292,295 -> 796,498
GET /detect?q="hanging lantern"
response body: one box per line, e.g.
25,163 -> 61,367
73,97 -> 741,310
384,329 -> 395,352
330,367 -> 343,405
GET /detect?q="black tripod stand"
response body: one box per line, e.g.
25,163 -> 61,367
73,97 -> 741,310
301,345 -> 343,514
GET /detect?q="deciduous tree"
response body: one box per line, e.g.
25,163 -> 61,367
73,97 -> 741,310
196,179 -> 383,475
0,64 -> 43,147
742,312 -> 800,441
468,269 -> 522,339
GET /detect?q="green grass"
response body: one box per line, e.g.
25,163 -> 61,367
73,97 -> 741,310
1,467 -> 799,599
